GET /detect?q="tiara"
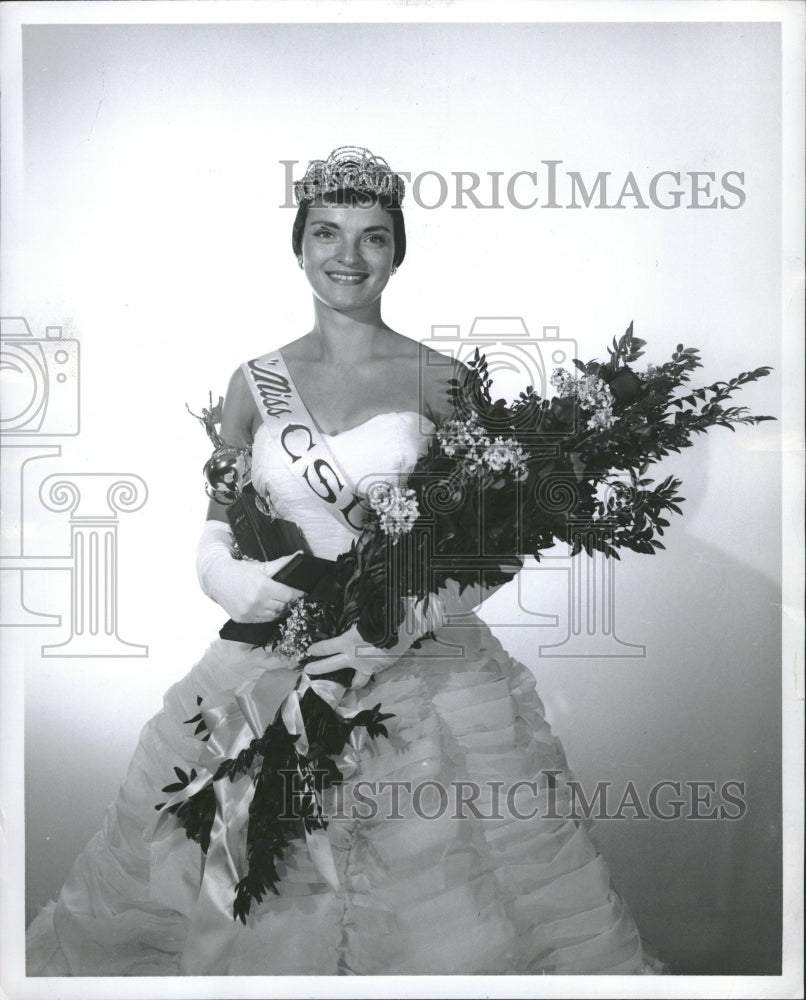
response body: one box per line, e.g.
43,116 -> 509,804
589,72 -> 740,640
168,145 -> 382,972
293,146 -> 405,206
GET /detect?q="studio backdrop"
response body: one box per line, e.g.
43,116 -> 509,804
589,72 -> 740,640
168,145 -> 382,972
1,13 -> 786,981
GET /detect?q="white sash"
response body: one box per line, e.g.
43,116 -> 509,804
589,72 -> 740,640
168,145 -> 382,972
242,351 -> 365,535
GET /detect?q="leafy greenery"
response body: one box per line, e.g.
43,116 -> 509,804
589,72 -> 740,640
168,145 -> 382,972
422,322 -> 773,565
157,693 -> 393,923
320,323 -> 773,639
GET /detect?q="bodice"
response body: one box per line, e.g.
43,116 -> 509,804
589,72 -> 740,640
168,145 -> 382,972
251,411 -> 435,559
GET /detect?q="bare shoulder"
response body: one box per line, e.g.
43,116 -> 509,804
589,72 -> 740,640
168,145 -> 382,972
416,342 -> 470,424
220,365 -> 259,446
417,341 -> 468,376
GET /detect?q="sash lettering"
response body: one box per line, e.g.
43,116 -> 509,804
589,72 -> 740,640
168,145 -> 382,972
339,494 -> 366,531
242,352 -> 365,537
247,358 -> 293,417
303,459 -> 344,504
280,424 -> 316,462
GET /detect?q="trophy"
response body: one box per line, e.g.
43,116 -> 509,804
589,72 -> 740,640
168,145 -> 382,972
189,395 -> 336,596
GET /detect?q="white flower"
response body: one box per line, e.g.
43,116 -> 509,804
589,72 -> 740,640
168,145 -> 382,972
550,368 -> 577,397
550,369 -> 616,432
368,482 -> 420,540
586,409 -> 617,431
437,412 -> 491,462
366,481 -> 395,513
275,599 -> 324,664
482,438 -> 528,475
438,412 -> 528,478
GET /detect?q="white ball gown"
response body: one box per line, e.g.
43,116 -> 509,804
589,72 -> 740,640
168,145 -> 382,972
26,410 -> 662,976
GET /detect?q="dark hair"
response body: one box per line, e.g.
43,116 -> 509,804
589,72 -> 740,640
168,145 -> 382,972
292,188 -> 406,270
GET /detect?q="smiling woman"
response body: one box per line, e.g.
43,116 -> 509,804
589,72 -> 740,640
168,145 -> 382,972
26,147 -> 665,976
300,203 -> 398,320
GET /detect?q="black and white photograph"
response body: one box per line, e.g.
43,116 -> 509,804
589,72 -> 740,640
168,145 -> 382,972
0,2 -> 802,997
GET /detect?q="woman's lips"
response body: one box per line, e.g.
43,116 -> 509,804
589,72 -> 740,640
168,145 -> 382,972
326,271 -> 368,284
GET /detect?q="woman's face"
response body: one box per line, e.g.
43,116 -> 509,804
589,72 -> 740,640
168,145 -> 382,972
300,201 -> 396,313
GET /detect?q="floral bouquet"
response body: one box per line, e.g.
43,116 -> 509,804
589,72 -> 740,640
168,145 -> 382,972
327,322 -> 772,650
158,323 -> 772,921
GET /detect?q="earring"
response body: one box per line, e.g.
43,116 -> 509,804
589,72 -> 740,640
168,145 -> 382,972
297,255 -> 304,269
390,266 -> 398,276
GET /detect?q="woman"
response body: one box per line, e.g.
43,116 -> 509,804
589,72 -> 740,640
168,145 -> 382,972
27,147 -> 662,976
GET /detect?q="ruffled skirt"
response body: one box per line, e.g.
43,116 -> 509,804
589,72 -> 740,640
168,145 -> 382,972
26,619 -> 661,975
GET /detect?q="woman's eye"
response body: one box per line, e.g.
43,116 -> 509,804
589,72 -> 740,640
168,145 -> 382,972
365,234 -> 388,246
312,227 -> 335,239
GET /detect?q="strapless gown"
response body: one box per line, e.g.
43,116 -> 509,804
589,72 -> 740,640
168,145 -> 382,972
26,411 -> 661,976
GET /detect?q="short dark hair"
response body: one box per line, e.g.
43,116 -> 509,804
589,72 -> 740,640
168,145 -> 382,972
292,188 -> 406,270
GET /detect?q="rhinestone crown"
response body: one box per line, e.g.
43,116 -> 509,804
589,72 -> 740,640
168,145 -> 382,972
293,146 -> 405,206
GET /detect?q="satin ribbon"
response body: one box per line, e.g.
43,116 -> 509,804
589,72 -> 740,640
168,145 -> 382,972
278,672 -> 347,893
148,666 -> 356,974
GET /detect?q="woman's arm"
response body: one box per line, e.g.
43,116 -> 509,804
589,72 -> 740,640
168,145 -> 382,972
305,571 -> 517,688
205,366 -> 259,523
196,364 -> 304,622
416,349 -> 517,617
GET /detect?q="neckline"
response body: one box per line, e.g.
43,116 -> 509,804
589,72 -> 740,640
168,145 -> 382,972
277,347 -> 436,439
323,410 -> 435,439
254,409 -> 435,442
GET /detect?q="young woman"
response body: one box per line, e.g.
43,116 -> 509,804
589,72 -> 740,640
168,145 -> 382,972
27,147 -> 662,976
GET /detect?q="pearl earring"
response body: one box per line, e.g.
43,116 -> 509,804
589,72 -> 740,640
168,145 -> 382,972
297,256 -> 304,269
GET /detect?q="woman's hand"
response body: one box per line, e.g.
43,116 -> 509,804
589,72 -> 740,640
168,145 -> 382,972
196,521 -> 304,623
303,572 -> 522,684
218,553 -> 305,623
304,625 -> 407,689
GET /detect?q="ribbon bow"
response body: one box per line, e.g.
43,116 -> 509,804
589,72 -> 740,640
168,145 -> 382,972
149,664 -> 360,974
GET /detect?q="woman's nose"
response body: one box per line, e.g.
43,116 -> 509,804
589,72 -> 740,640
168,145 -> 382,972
338,239 -> 363,266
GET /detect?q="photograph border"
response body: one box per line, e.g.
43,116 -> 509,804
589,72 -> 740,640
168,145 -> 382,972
1,2 -> 803,998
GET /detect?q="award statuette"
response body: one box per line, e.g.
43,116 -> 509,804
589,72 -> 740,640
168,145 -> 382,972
225,481 -> 336,591
188,397 -> 336,641
226,481 -> 306,563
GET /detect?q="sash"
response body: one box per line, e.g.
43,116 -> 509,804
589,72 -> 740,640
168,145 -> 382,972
242,351 -> 365,536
